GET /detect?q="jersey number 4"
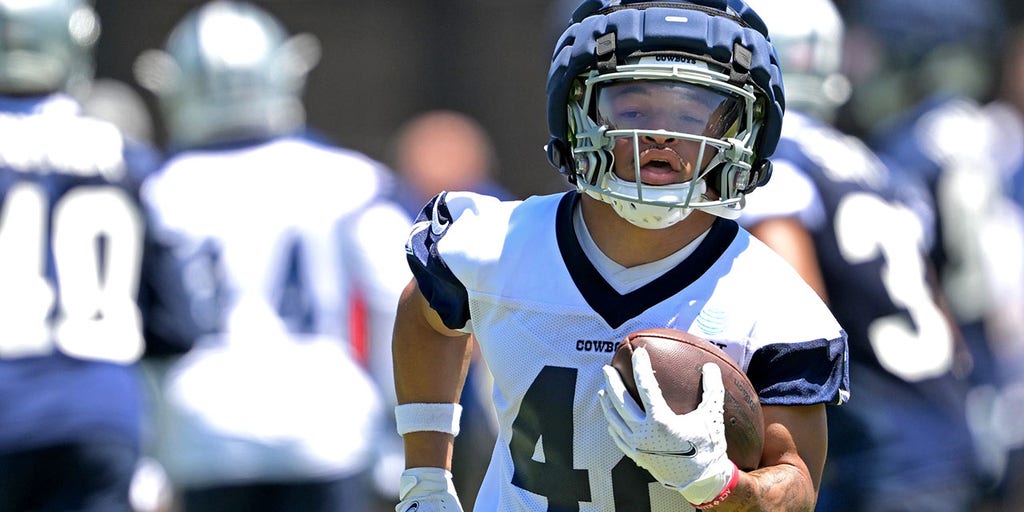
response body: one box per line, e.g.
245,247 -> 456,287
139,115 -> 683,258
510,365 -> 668,511
0,182 -> 144,363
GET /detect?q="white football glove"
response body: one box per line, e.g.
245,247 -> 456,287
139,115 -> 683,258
599,347 -> 738,506
395,467 -> 464,512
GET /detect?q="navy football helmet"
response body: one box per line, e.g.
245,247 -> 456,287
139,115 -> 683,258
546,0 -> 784,228
0,0 -> 99,96
134,0 -> 320,149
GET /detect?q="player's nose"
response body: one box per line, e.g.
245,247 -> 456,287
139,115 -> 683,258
642,132 -> 678,144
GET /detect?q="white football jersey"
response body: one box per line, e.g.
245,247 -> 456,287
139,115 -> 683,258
406,190 -> 848,512
142,136 -> 412,483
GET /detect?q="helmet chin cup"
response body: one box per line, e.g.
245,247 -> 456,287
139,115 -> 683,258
586,173 -> 707,229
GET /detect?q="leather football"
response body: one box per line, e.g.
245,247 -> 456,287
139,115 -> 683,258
610,327 -> 765,470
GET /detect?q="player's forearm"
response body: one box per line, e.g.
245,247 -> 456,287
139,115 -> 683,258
715,464 -> 816,512
705,404 -> 825,510
402,430 -> 457,470
392,279 -> 474,469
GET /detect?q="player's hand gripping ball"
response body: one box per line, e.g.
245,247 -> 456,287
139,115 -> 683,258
609,328 -> 764,470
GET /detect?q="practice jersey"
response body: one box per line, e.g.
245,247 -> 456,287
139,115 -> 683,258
142,136 -> 412,483
407,190 -> 849,512
741,111 -> 980,494
0,94 -> 190,452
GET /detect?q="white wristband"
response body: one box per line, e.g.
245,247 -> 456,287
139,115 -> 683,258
395,402 -> 463,436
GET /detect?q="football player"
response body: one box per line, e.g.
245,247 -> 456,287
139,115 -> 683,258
0,1 -> 203,510
739,0 -> 987,510
134,1 -> 412,511
392,1 -> 850,511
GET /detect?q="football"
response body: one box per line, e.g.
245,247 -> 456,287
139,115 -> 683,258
610,327 -> 764,470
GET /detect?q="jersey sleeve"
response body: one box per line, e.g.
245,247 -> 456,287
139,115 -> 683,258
745,332 -> 850,406
405,192 -> 473,331
733,237 -> 851,406
404,191 -> 514,331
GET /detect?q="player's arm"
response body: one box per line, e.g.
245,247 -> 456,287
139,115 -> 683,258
748,217 -> 828,303
721,403 -> 825,511
392,277 -> 473,512
393,277 -> 473,468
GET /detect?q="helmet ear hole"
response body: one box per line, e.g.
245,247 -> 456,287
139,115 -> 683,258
753,159 -> 773,189
736,159 -> 772,194
546,138 -> 577,184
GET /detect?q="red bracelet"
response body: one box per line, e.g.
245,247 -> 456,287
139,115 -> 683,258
691,464 -> 740,510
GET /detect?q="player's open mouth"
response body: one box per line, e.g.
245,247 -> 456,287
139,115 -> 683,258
638,148 -> 684,184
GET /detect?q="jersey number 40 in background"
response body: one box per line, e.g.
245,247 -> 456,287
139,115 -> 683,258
0,182 -> 144,363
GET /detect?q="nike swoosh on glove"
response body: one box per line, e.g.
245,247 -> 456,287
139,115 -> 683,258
395,467 -> 464,512
599,347 -> 737,506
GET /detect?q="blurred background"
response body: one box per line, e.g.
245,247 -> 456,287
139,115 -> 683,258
35,1 -> 1024,510
92,0 -> 1024,197
94,0 -> 570,198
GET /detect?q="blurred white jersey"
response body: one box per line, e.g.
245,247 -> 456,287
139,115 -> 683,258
406,191 -> 849,511
142,136 -> 411,484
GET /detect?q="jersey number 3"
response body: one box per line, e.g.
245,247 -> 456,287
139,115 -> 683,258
0,182 -> 144,363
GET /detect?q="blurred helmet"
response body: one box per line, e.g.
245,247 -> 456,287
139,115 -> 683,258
744,0 -> 850,122
0,0 -> 99,95
134,0 -> 320,149
546,0 -> 784,228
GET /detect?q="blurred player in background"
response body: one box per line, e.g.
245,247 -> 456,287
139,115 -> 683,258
838,0 -> 1007,386
133,1 -> 411,510
0,1 -> 207,510
838,0 -> 1024,505
391,1 -> 849,511
739,1 -> 988,509
391,109 -> 514,217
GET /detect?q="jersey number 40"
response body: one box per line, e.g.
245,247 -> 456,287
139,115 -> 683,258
0,182 -> 144,363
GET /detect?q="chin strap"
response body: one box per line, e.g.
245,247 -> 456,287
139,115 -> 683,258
698,199 -> 744,220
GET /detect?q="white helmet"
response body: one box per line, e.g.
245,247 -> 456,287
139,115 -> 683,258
134,0 -> 320,149
743,0 -> 850,122
0,0 -> 99,95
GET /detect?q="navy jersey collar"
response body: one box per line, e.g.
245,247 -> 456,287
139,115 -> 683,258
555,191 -> 739,329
